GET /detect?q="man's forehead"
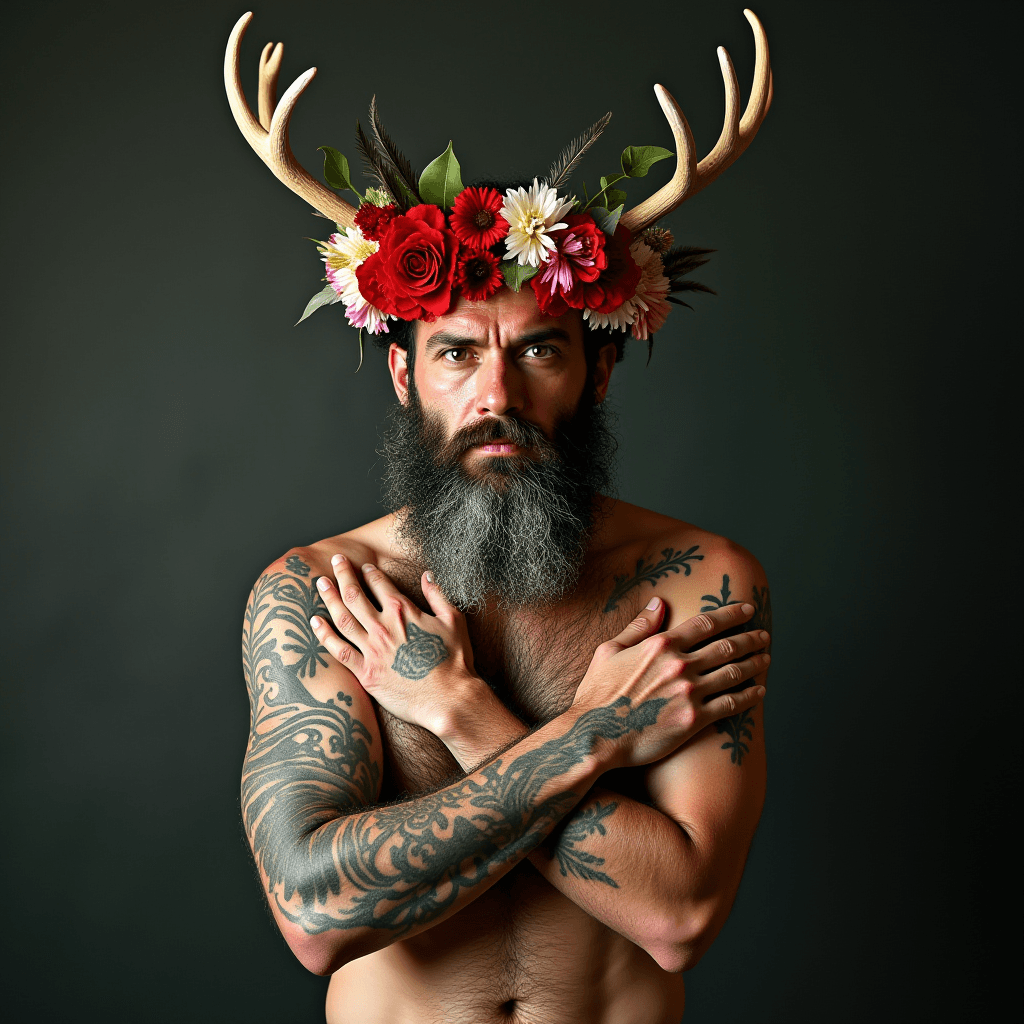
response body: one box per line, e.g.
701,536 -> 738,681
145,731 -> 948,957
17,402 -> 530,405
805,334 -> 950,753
416,289 -> 583,351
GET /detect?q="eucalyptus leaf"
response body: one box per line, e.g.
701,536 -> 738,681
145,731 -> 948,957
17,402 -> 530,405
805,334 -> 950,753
318,147 -> 357,193
296,283 -> 341,324
589,204 -> 624,235
620,145 -> 673,178
418,141 -> 464,209
501,261 -> 540,292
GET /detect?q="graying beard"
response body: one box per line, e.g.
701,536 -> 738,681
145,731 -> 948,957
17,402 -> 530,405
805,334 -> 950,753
394,461 -> 591,613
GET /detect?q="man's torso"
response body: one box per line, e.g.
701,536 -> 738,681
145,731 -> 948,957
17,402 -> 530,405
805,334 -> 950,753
293,499 -> 727,1023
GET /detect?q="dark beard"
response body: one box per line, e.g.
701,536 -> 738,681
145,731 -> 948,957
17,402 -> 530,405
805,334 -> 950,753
380,384 -> 616,613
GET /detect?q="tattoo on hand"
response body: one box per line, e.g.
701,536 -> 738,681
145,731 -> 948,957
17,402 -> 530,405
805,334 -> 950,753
604,546 -> 704,613
715,583 -> 772,766
552,800 -> 620,888
391,622 -> 448,680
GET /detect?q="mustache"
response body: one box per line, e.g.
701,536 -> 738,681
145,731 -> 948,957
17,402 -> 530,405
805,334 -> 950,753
434,415 -> 559,464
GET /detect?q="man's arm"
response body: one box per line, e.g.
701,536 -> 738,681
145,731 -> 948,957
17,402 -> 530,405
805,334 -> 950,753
308,550 -> 769,973
245,551 -> 757,976
429,547 -> 770,973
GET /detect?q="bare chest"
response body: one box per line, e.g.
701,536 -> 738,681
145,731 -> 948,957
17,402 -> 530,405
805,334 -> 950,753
376,601 -> 624,800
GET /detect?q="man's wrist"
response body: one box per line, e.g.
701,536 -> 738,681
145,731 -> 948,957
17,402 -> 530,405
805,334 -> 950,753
431,674 -> 529,769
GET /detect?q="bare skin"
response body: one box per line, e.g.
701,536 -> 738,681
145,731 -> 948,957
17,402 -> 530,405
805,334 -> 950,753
240,288 -> 770,1023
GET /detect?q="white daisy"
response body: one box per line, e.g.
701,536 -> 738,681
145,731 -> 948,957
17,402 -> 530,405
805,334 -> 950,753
627,240 -> 671,341
501,178 -> 575,267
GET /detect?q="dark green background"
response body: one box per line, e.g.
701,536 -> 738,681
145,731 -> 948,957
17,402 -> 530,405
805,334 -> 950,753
1,0 -> 1018,1020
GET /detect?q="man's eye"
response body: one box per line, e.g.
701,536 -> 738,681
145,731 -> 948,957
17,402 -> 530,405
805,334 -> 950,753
442,348 -> 470,363
523,344 -> 556,359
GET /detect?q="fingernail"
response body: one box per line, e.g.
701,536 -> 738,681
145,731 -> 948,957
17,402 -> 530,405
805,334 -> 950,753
425,570 -> 435,583
646,597 -> 660,610
310,616 -> 322,628
363,563 -> 375,573
756,686 -> 766,697
332,553 -> 345,565
763,653 -> 771,664
741,603 -> 754,615
316,577 -> 329,591
759,631 -> 770,642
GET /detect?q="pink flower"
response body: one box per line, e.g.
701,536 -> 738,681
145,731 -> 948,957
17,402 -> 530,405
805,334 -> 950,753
628,240 -> 671,341
531,214 -> 608,314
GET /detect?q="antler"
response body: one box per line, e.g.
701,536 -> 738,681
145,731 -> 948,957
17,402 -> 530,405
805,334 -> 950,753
620,8 -> 773,234
224,12 -> 356,229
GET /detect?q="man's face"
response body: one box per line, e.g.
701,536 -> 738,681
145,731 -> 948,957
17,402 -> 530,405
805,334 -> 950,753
388,286 -> 616,465
381,288 -> 618,612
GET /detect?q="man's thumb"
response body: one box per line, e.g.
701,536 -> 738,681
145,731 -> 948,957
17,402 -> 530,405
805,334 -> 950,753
608,597 -> 666,650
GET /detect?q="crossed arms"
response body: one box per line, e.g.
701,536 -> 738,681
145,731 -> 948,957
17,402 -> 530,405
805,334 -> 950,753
240,542 -> 769,975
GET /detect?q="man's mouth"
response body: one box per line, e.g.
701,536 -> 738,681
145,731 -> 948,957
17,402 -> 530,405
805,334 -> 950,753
474,441 -> 520,456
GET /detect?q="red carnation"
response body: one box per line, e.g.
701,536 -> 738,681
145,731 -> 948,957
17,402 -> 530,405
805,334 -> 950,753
449,186 -> 508,250
579,224 -> 642,314
354,202 -> 398,241
355,205 -> 459,321
455,247 -> 504,302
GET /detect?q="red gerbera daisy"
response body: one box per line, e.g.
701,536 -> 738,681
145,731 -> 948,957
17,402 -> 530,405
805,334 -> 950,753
449,187 -> 508,249
454,247 -> 504,301
354,202 -> 398,242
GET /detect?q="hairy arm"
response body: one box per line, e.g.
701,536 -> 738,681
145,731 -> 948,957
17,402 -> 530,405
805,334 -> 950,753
241,553 -> 663,975
435,544 -> 770,973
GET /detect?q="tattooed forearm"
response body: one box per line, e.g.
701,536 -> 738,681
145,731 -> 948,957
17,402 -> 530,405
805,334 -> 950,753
550,800 -> 620,888
272,696 -> 663,936
604,546 -> 704,613
714,583 -> 772,766
391,622 -> 448,680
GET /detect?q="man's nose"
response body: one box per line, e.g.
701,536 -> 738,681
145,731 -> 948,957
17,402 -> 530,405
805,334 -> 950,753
474,353 -> 524,417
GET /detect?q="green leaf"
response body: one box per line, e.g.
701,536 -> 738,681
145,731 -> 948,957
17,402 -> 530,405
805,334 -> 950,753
604,188 -> 627,209
418,141 -> 464,209
589,204 -> 624,235
296,283 -> 340,324
620,145 -> 673,178
501,261 -> 540,292
318,147 -> 356,193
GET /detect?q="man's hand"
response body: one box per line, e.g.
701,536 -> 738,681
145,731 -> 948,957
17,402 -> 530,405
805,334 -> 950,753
573,599 -> 769,770
309,554 -> 484,738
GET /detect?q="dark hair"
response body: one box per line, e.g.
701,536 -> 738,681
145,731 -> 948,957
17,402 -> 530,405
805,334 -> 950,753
371,178 -> 628,365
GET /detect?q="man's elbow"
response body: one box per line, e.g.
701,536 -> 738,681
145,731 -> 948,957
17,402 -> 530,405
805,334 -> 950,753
278,918 -> 374,977
645,901 -> 721,974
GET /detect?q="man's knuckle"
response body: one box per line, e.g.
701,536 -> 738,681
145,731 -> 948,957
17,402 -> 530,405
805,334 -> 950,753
721,694 -> 737,714
342,585 -> 363,604
726,664 -> 742,683
718,638 -> 735,658
647,634 -> 672,655
384,596 -> 404,616
693,614 -> 715,634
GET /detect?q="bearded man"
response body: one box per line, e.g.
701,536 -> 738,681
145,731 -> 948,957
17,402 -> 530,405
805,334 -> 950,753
231,11 -> 774,1023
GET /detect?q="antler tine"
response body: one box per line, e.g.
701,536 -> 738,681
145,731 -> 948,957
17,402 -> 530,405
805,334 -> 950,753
258,41 -> 283,130
224,12 -> 355,228
690,8 -> 771,198
620,8 -> 772,232
619,86 -> 696,233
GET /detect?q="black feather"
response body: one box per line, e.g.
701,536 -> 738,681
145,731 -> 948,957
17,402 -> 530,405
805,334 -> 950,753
369,96 -> 421,204
661,245 -> 714,278
545,112 -> 613,191
354,119 -> 407,210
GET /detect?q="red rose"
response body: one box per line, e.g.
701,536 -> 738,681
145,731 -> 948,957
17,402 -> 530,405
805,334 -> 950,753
356,205 -> 459,320
580,224 -> 641,314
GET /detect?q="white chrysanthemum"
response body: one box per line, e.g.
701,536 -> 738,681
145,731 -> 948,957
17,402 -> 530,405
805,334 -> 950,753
627,240 -> 671,341
320,226 -> 391,335
501,178 -> 575,267
583,302 -> 636,333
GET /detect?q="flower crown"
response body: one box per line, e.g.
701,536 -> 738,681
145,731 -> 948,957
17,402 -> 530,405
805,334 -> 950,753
225,10 -> 773,358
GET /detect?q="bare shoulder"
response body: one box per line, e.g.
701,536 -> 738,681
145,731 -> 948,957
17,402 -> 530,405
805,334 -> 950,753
255,512 -> 399,588
597,500 -> 768,627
